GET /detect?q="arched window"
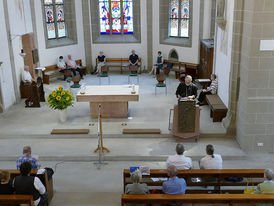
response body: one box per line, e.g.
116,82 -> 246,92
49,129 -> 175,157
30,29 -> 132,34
99,0 -> 134,34
44,0 -> 67,39
169,0 -> 190,38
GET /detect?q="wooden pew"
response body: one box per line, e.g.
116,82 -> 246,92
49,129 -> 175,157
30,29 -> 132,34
0,194 -> 34,206
206,94 -> 228,122
0,169 -> 54,205
43,59 -> 86,84
121,194 -> 274,206
123,169 -> 265,194
100,58 -> 142,74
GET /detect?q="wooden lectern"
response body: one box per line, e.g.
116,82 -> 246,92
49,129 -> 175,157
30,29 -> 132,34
171,101 -> 200,141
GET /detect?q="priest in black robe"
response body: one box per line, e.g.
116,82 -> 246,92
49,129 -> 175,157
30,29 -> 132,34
176,75 -> 198,100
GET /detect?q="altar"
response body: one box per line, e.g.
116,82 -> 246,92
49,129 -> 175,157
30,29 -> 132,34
76,85 -> 139,118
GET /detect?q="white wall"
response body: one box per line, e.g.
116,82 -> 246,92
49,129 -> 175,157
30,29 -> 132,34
34,0 -> 86,66
0,0 -> 16,110
214,0 -> 234,107
91,0 -> 148,70
152,0 -> 201,64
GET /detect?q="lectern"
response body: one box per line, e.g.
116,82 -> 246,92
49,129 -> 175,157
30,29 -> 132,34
171,100 -> 200,141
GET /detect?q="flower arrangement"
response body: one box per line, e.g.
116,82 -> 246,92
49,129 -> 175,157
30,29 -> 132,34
47,86 -> 74,110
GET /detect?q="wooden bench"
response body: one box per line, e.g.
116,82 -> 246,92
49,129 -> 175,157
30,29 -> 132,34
122,129 -> 161,134
98,58 -> 142,74
43,59 -> 86,84
122,194 -> 274,206
206,94 -> 228,122
0,194 -> 34,206
0,169 -> 54,205
123,169 -> 265,194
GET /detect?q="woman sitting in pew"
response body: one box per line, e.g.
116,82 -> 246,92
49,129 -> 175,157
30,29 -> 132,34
0,170 -> 14,194
200,144 -> 222,169
125,170 -> 149,195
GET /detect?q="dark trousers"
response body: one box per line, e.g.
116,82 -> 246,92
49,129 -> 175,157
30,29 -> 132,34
70,67 -> 83,78
198,91 -> 212,103
38,192 -> 49,206
59,69 -> 70,80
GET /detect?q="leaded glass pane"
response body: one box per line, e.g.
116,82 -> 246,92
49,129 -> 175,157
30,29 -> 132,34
170,19 -> 178,36
45,5 -> 54,23
180,19 -> 189,37
181,0 -> 189,18
170,0 -> 179,18
55,0 -> 64,4
111,1 -> 121,19
112,18 -> 121,33
100,18 -> 110,34
56,5 -> 64,22
47,23 -> 56,39
44,0 -> 52,5
123,0 -> 133,33
99,1 -> 109,19
57,22 -> 66,37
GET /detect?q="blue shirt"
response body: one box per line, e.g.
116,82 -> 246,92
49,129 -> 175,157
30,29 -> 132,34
16,155 -> 39,170
162,177 -> 187,194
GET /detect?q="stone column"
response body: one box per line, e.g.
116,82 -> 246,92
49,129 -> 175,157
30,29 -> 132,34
203,0 -> 212,39
146,0 -> 153,72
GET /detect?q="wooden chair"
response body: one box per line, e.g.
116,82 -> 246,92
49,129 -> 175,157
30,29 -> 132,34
128,65 -> 139,84
99,66 -> 110,85
155,74 -> 167,95
71,76 -> 81,88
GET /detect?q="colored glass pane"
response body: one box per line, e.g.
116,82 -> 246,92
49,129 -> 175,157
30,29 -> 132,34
55,0 -> 64,4
112,18 -> 121,33
45,6 -> 54,23
57,22 -> 66,37
100,18 -> 110,34
44,0 -> 53,5
123,0 -> 133,33
170,19 -> 178,36
111,1 -> 121,18
99,0 -> 110,34
47,23 -> 56,39
170,0 -> 179,18
181,0 -> 189,18
180,19 -> 189,37
56,5 -> 64,22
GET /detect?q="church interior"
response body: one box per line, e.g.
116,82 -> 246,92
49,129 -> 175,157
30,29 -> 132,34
0,0 -> 274,205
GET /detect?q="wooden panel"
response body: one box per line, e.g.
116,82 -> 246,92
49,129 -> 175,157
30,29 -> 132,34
90,102 -> 128,118
51,129 -> 90,134
22,33 -> 37,78
0,195 -> 34,206
123,129 -> 161,134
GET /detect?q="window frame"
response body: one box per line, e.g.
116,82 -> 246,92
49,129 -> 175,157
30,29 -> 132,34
43,0 -> 67,40
169,0 -> 190,38
99,0 -> 134,35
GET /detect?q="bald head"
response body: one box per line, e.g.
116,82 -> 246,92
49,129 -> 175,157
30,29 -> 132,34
23,146 -> 31,155
167,165 -> 178,178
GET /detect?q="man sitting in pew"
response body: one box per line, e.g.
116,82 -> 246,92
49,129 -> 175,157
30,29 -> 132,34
200,144 -> 222,169
129,50 -> 140,73
254,168 -> 274,194
166,144 -> 193,170
0,170 -> 14,194
14,162 -> 48,206
162,165 -> 186,195
66,55 -> 83,79
57,56 -> 69,81
16,146 -> 39,170
22,66 -> 35,85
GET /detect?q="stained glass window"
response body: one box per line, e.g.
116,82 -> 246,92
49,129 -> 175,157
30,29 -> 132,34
99,0 -> 134,35
169,0 -> 190,38
44,0 -> 67,39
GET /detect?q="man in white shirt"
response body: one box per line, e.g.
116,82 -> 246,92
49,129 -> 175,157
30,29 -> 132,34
166,144 -> 193,170
57,56 -> 69,80
22,65 -> 35,84
66,55 -> 83,79
200,144 -> 222,169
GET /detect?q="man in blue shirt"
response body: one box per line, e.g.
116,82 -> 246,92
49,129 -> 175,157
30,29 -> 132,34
162,165 -> 187,194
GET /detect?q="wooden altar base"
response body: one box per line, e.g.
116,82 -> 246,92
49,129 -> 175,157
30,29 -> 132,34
172,105 -> 200,141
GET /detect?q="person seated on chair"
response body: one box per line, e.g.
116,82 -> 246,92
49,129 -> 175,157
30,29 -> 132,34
162,165 -> 187,194
66,55 -> 83,79
125,170 -> 149,194
197,74 -> 218,105
166,143 -> 193,170
16,146 -> 39,170
176,75 -> 198,100
57,56 -> 69,80
129,50 -> 140,73
149,51 -> 164,76
22,66 -> 35,85
199,144 -> 222,169
0,170 -> 14,194
94,51 -> 106,75
14,162 -> 48,206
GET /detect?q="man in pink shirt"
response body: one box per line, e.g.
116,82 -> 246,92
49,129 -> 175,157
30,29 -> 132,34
66,55 -> 83,79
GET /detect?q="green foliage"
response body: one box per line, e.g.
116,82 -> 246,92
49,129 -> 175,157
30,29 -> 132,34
46,86 -> 74,110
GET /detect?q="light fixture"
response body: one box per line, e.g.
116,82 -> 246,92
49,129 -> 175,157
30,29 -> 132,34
0,62 -> 3,66
19,49 -> 26,58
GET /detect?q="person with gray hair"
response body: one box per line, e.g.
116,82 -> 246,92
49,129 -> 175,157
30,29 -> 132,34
197,74 -> 218,105
22,65 -> 35,84
125,170 -> 149,194
176,75 -> 198,100
162,165 -> 187,194
16,146 -> 39,170
254,168 -> 274,194
94,51 -> 106,75
166,143 -> 193,170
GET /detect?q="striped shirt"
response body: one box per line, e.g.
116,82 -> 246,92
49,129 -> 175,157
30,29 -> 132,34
210,80 -> 218,94
16,155 -> 39,170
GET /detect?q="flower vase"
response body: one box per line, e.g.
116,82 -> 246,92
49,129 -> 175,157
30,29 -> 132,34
59,109 -> 67,123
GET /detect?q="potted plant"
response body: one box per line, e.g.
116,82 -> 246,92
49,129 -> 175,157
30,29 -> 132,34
47,86 -> 74,123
